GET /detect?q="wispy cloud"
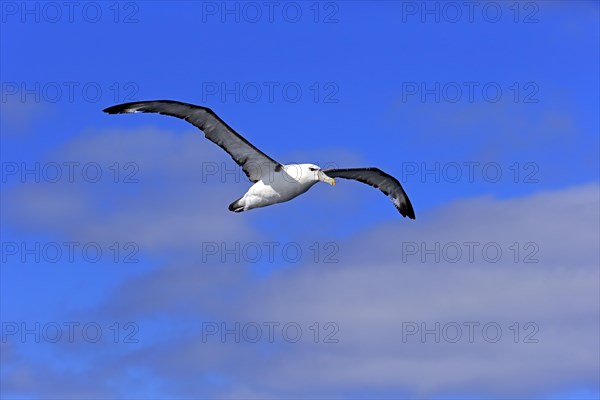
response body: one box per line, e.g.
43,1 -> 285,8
2,126 -> 597,398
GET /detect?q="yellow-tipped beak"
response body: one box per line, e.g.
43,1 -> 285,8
324,176 -> 336,186
318,171 -> 336,186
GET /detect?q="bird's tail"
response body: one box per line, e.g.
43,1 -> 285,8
228,197 -> 245,213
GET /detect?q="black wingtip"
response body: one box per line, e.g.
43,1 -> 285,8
400,199 -> 416,220
103,102 -> 136,114
402,207 -> 416,220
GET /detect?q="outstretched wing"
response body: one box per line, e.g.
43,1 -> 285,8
103,100 -> 282,182
323,168 -> 415,219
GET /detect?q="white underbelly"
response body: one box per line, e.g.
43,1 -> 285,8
242,178 -> 314,210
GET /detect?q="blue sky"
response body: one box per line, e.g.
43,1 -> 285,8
1,1 -> 599,398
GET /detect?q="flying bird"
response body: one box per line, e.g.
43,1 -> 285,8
103,100 -> 415,219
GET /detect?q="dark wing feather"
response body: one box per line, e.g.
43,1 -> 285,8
323,168 -> 415,219
103,100 -> 282,182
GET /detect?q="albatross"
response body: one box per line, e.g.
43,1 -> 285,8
103,100 -> 415,219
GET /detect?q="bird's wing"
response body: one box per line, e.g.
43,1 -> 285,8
323,168 -> 415,219
103,100 -> 282,182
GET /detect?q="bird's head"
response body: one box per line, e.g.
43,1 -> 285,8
302,164 -> 336,186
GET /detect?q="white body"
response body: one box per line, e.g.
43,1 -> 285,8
231,163 -> 335,211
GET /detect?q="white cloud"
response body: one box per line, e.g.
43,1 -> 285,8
1,127 -> 598,398
106,183 -> 598,398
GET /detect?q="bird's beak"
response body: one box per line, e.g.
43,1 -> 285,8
318,171 -> 336,186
